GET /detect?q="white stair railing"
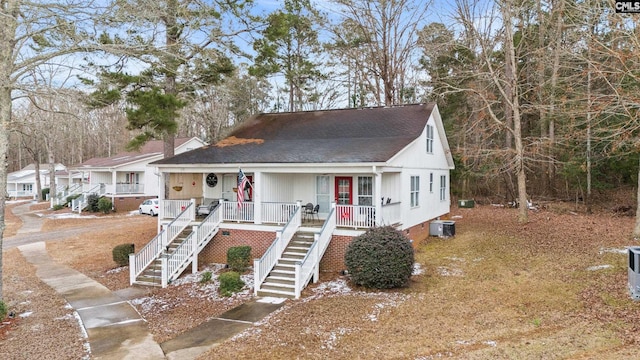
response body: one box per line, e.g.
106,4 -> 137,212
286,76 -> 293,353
164,208 -> 221,286
129,203 -> 194,285
254,204 -> 301,295
295,205 -> 336,298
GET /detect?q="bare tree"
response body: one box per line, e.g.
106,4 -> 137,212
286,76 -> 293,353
0,0 -> 108,300
330,0 -> 432,106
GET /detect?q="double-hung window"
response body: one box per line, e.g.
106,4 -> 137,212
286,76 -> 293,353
411,176 -> 420,207
440,175 -> 447,201
426,125 -> 434,154
358,176 -> 373,206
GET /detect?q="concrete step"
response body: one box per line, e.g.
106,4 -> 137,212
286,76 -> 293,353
262,281 -> 295,290
264,276 -> 295,285
256,289 -> 295,299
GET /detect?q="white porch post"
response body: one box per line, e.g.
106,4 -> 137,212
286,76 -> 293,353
111,170 -> 117,194
158,172 -> 166,233
253,171 -> 262,224
374,169 -> 382,226
191,225 -> 199,273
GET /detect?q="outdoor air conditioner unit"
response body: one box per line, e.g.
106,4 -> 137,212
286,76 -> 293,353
628,247 -> 640,300
429,220 -> 456,237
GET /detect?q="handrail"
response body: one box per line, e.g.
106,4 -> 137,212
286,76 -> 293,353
129,203 -> 194,285
164,207 -> 221,284
295,206 -> 336,298
254,205 -> 301,295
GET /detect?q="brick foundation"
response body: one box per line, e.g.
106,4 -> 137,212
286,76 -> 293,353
196,215 -> 450,274
111,195 -> 154,212
197,228 -> 276,267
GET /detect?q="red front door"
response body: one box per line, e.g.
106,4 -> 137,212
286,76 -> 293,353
335,177 -> 352,220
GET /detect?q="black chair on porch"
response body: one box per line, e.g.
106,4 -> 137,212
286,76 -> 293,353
303,203 -> 314,222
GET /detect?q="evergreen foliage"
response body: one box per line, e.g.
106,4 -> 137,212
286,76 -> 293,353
112,243 -> 135,267
227,246 -> 251,272
219,271 -> 245,296
344,226 -> 414,289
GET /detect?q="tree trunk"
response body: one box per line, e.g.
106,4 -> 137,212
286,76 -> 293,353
502,0 -> 528,222
0,0 -> 18,300
34,159 -> 41,200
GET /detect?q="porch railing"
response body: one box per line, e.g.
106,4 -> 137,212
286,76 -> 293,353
295,205 -> 336,298
380,201 -> 401,226
262,202 -> 298,224
336,205 -> 376,229
254,205 -> 301,295
221,201 -> 255,222
163,207 -> 221,286
161,199 -> 195,220
116,183 -> 144,194
129,203 -> 193,285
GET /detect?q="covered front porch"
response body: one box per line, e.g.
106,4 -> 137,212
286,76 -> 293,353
157,166 -> 404,231
157,198 -> 401,231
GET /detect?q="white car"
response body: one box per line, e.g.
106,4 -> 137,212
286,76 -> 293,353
139,199 -> 159,216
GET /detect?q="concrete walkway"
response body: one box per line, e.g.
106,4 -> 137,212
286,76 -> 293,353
18,241 -> 165,359
10,201 -> 287,359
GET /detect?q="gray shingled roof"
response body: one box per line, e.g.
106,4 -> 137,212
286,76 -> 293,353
72,137 -> 195,168
153,104 -> 435,165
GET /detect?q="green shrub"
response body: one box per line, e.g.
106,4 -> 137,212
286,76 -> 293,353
0,300 -> 7,320
200,271 -> 213,283
52,204 -> 65,211
97,197 -> 113,214
66,193 -> 81,204
87,194 -> 100,212
41,188 -> 49,201
227,246 -> 251,272
344,226 -> 415,289
219,271 -> 244,296
112,243 -> 135,267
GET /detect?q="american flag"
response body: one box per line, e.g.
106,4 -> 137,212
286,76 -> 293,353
237,169 -> 248,207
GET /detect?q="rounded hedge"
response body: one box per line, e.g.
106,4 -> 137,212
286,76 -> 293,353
344,226 -> 415,289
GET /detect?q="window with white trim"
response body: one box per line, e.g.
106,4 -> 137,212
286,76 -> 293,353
358,176 -> 373,206
426,125 -> 434,154
429,173 -> 434,193
440,175 -> 446,201
410,176 -> 420,207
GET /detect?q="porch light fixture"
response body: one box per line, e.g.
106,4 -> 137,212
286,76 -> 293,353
172,186 -> 183,192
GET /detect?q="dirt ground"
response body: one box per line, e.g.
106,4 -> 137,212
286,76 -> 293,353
1,198 -> 640,359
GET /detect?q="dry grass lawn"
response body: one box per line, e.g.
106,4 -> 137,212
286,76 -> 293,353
2,200 -> 640,359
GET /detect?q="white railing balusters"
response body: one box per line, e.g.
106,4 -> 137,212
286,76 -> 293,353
129,202 -> 194,285
295,205 -> 336,298
164,208 -> 221,284
254,205 -> 301,295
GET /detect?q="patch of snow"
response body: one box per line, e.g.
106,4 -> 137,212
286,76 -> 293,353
599,248 -> 627,255
412,263 -> 425,276
19,311 -> 33,318
309,277 -> 352,297
106,266 -> 127,274
483,340 -> 497,347
437,266 -> 464,277
257,297 -> 287,304
451,215 -> 463,219
321,327 -> 352,350
587,264 -> 613,271
444,257 -> 465,262
55,313 -> 75,321
46,213 -> 98,220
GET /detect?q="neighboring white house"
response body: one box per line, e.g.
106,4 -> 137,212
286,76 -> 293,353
129,104 -> 454,298
67,137 -> 207,208
8,163 -> 67,199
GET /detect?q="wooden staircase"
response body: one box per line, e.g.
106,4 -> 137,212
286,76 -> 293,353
133,228 -> 192,286
257,232 -> 315,298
